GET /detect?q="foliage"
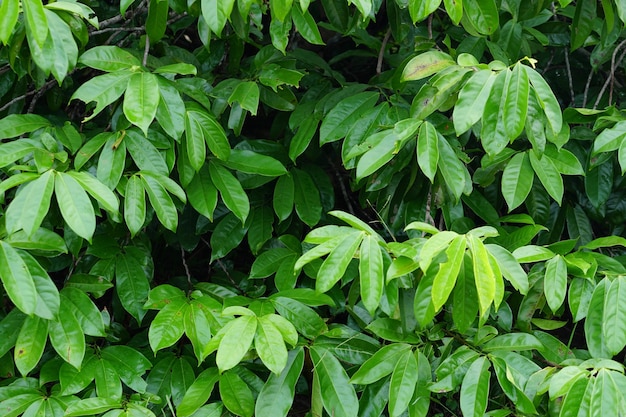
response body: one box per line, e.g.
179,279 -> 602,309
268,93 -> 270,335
4,0 -> 626,416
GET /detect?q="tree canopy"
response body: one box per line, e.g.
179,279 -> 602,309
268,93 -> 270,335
2,0 -> 626,416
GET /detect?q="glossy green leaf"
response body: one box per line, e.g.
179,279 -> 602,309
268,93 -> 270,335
408,0 -> 441,23
603,276 -> 626,356
437,135 -> 467,200
503,63 -> 529,141
256,347 -> 304,417
460,356 -> 490,417
292,168 -> 322,227
319,92 -> 379,144
444,0 -> 463,24
402,50 -> 455,81
123,72 -> 160,136
146,0 -> 168,42
255,315 -> 288,374
67,171 -> 119,213
273,173 -> 294,221
23,0 -> 48,47
485,244 -> 528,294
463,0 -> 498,34
525,66 -> 562,135
453,69 -> 496,135
48,301 -> 85,369
351,343 -> 412,384
78,46 -> 141,71
156,78 -> 186,140
0,140 -> 37,168
529,150 -> 563,204
115,252 -> 150,323
187,166 -> 218,221
544,255 -> 567,313
0,0 -> 18,44
5,170 -> 54,236
219,371 -> 254,417
482,333 -> 543,351
432,235 -> 466,311
201,0 -> 234,36
71,71 -> 133,121
97,135 -> 126,190
55,172 -> 96,241
289,116 -> 319,162
141,174 -> 178,231
291,4 -> 324,45
228,81 -> 260,115
468,235 -> 495,316
310,346 -> 358,417
124,175 -> 146,237
216,315 -> 257,372
272,296 -> 327,338
223,149 -> 287,176
416,121 -> 439,182
209,161 -> 249,223
585,162 -> 613,209
176,368 -> 219,417
65,398 -> 121,417
210,212 -> 248,261
316,231 -> 364,293
148,298 -> 188,352
14,315 -> 48,375
0,241 -> 37,315
480,70 -> 508,156
359,234 -> 384,314
389,349 -> 419,417
61,289 -> 105,337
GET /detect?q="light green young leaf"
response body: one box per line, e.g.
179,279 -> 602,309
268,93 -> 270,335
524,66 -> 563,135
228,81 -> 260,115
502,63 -> 529,141
123,72 -> 160,136
408,0 -> 441,23
0,0 -> 19,44
216,315 -> 257,372
485,244 -> 528,294
432,235 -> 466,311
201,0 -> 235,36
463,0 -> 498,34
66,171 -> 120,213
55,172 -> 96,241
272,296 -> 327,338
468,235 -> 495,316
22,0 -> 48,47
256,316 -> 289,374
444,0 -> 463,24
501,152 -> 533,211
419,230 -> 458,272
480,70 -> 508,156
316,231 -> 364,293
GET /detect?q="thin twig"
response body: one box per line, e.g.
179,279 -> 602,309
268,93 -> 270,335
0,91 -> 35,113
376,28 -> 392,75
563,49 -> 575,106
180,246 -> 192,288
142,36 -> 150,67
594,41 -> 626,109
582,69 -> 594,108
90,26 -> 144,35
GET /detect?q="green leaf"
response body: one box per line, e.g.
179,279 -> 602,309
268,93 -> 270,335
389,350 -> 419,417
402,50 -> 455,81
273,173 -> 295,222
444,0 -> 463,24
146,0 -> 168,42
291,4 -> 324,45
503,63 -> 529,141
5,170 -> 54,236
156,77 -> 186,141
419,230 -> 458,272
66,171 -> 119,213
544,255 -> 568,313
316,231 -> 364,293
571,0 -> 595,50
116,252 -> 150,323
97,134 -> 126,190
219,371 -> 254,417
14,315 -> 48,375
223,149 -> 287,176
359,234 -> 384,314
55,172 -> 96,241
468,235 -> 495,316
319,92 -> 380,144
48,300 -> 85,369
228,81 -> 260,115
453,70 -> 496,135
529,150 -> 563,204
209,161 -> 249,223
216,315 -> 257,372
501,152 -> 533,211
61,288 -> 105,337
0,0 -> 19,44
187,166 -> 218,221
255,347 -> 304,417
272,296 -> 327,339
71,72 -> 133,121
256,316 -> 289,374
22,0 -> 48,48
0,310 -> 26,358
603,276 -> 626,356
437,135 -> 467,201
292,168 -> 322,227
585,162 -> 612,209
460,356 -> 490,417
78,46 -> 141,71
201,0 -> 235,36
452,258 -> 478,333
148,298 -> 188,352
480,70 -> 508,156
350,343 -> 412,384
0,114 -> 50,139
409,0 -> 441,23
0,140 -> 37,168
309,347 -> 358,417
483,333 -> 543,351
485,244 -> 528,294
545,146 -> 584,176
185,302 -> 213,362
123,72 -> 160,136
463,0 -> 499,34
65,398 -> 121,417
124,175 -> 146,237
431,235 -> 466,311
525,66 -> 562,135
176,368 -> 219,417
210,212 -> 248,261
0,241 -> 37,315
100,345 -> 151,393
141,174 -> 179,232
289,116 -> 319,162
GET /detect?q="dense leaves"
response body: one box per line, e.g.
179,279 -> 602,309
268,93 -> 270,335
4,1 -> 626,417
